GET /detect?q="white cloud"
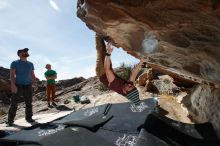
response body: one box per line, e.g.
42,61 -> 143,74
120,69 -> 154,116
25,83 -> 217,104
49,0 -> 61,12
0,0 -> 9,9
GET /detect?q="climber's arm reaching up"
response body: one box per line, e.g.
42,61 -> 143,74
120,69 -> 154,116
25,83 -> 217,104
104,43 -> 115,83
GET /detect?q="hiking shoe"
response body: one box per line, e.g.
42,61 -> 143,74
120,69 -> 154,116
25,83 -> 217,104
48,103 -> 53,108
52,102 -> 57,106
6,121 -> 14,126
26,118 -> 35,123
48,104 -> 53,108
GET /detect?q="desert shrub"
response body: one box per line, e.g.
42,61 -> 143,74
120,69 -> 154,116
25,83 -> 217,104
116,63 -> 133,81
98,83 -> 109,92
116,63 -> 144,81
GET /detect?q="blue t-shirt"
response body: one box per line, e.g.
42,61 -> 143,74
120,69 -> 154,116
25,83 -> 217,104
10,60 -> 34,85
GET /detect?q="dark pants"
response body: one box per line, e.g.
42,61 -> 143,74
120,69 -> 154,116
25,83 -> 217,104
8,84 -> 33,123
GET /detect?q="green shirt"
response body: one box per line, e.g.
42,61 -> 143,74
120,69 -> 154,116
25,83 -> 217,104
44,70 -> 57,84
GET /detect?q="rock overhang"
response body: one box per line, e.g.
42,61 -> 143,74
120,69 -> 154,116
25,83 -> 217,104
77,0 -> 220,86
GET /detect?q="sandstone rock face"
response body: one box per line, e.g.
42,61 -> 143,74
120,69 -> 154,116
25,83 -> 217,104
0,67 -> 10,92
0,67 -> 10,104
0,79 -> 10,92
77,0 -> 220,135
138,68 -> 154,86
57,77 -> 86,88
182,85 -> 220,136
0,67 -> 10,80
77,0 -> 220,85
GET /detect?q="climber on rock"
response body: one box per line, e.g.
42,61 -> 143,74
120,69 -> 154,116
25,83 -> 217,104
95,35 -> 146,105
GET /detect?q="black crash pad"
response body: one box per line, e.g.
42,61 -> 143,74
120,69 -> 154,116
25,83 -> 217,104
18,144 -> 40,146
144,112 -> 220,146
39,127 -> 115,146
96,128 -> 138,145
53,104 -> 112,124
64,114 -> 113,132
1,124 -> 66,143
136,129 -> 170,146
101,98 -> 157,133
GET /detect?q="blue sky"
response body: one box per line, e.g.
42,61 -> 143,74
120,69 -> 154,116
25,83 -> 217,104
0,0 -> 138,80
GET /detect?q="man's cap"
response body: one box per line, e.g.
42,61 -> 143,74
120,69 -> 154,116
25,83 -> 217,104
126,88 -> 140,105
17,48 -> 29,56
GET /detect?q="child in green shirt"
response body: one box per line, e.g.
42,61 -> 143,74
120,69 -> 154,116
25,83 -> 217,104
45,64 -> 57,107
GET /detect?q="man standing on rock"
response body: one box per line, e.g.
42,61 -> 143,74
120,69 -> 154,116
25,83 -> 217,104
95,35 -> 146,105
44,64 -> 57,107
7,48 -> 37,126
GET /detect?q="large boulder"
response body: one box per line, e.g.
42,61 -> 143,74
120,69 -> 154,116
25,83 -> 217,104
151,75 -> 177,94
77,0 -> 220,86
138,68 -> 154,86
182,85 -> 220,136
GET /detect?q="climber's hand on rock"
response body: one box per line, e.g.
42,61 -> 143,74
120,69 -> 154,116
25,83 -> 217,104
106,42 -> 113,54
